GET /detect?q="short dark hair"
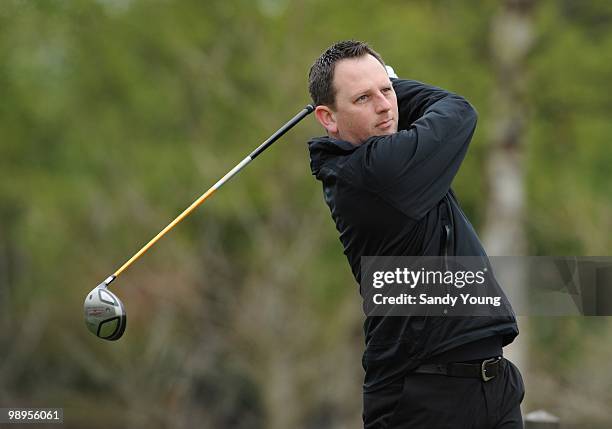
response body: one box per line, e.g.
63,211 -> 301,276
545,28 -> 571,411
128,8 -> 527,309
308,40 -> 385,108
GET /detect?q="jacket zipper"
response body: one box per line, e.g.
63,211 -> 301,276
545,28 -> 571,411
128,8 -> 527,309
442,195 -> 454,270
443,224 -> 451,271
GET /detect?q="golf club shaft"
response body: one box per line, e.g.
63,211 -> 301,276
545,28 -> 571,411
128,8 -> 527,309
105,104 -> 314,286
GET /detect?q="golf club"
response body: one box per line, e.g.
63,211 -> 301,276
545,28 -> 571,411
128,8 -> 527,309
84,104 -> 315,340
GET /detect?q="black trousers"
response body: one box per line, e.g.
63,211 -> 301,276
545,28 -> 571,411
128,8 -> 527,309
363,358 -> 525,429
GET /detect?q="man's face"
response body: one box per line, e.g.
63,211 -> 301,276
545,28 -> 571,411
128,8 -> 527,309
317,54 -> 398,145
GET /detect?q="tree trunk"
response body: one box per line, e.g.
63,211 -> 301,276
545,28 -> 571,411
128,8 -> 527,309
483,0 -> 537,389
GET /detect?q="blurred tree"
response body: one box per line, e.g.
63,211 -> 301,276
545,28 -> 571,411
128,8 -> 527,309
482,0 -> 537,381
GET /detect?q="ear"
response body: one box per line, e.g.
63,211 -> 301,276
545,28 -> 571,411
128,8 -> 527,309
314,105 -> 338,135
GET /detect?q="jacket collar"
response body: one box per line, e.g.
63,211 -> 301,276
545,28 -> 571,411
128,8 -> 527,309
307,136 -> 357,177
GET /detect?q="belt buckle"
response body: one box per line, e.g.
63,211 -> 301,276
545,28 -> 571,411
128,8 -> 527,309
481,357 -> 499,382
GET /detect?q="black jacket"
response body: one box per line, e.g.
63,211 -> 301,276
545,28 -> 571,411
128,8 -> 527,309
308,79 -> 518,392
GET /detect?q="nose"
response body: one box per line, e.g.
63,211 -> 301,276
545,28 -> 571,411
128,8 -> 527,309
374,91 -> 392,113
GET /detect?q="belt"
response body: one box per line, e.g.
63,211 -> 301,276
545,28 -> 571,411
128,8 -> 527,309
413,356 -> 503,382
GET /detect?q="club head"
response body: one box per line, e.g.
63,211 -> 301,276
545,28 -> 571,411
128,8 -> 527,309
84,282 -> 127,341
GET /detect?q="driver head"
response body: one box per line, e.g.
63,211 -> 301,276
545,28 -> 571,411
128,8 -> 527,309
84,283 -> 127,340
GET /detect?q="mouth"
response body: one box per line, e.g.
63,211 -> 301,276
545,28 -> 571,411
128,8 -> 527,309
376,118 -> 394,129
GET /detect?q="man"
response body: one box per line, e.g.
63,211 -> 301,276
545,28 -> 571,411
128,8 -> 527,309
307,40 -> 525,428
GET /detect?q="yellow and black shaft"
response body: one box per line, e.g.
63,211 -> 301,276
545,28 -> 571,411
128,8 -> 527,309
101,104 -> 314,288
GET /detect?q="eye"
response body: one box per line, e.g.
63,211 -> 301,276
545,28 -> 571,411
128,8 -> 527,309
382,87 -> 393,94
356,94 -> 369,103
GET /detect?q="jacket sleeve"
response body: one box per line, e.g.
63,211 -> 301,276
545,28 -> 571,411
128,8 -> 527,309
354,79 -> 478,220
393,78 -> 455,129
